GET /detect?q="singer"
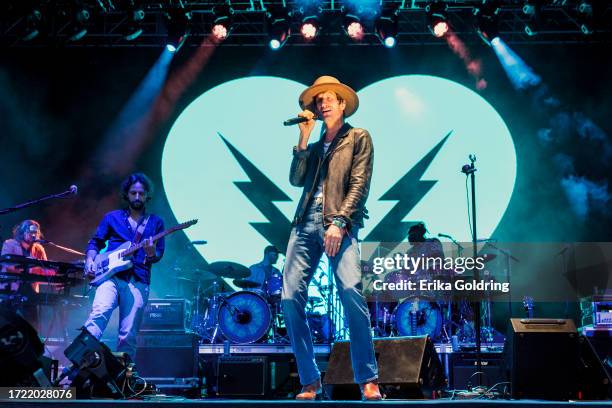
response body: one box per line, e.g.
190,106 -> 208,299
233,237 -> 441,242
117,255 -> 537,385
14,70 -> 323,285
81,172 -> 165,360
281,76 -> 381,400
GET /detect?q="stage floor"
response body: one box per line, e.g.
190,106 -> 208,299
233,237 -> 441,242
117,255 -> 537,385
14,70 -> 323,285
1,399 -> 611,407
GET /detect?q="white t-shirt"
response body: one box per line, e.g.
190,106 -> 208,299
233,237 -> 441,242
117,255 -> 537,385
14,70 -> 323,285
314,142 -> 331,198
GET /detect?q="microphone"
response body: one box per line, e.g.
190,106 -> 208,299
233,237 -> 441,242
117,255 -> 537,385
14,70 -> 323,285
283,114 -> 318,126
191,240 -> 208,245
283,117 -> 310,126
34,239 -> 50,244
438,233 -> 453,239
70,185 -> 78,195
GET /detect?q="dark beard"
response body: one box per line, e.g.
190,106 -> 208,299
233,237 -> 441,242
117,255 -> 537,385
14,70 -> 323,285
129,200 -> 144,211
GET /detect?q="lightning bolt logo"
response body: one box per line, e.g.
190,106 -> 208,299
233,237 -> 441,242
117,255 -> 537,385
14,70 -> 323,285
365,130 -> 452,243
218,133 -> 292,253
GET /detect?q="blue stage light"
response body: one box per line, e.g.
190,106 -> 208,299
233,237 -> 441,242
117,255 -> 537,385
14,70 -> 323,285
490,36 -> 541,90
166,44 -> 177,52
384,36 -> 396,48
269,39 -> 281,50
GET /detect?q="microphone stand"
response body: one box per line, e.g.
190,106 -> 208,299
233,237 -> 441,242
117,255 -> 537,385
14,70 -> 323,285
38,240 -> 86,257
461,154 -> 483,385
0,187 -> 77,216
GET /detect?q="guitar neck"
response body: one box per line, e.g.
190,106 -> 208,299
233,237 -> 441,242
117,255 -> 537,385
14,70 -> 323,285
120,219 -> 197,258
123,229 -> 173,257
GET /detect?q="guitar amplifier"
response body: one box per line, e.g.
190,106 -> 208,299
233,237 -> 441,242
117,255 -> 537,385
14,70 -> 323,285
136,332 -> 199,379
140,298 -> 191,331
217,356 -> 268,397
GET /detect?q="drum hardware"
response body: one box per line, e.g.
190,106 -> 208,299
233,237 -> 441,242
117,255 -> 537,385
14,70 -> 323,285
233,278 -> 260,289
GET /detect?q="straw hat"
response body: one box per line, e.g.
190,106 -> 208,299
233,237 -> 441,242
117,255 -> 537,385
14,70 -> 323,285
299,76 -> 359,117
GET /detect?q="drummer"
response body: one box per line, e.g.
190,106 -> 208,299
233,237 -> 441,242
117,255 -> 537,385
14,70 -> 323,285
407,222 -> 445,265
247,245 -> 281,290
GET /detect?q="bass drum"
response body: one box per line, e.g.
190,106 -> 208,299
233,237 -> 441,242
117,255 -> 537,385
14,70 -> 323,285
392,297 -> 443,340
218,291 -> 272,344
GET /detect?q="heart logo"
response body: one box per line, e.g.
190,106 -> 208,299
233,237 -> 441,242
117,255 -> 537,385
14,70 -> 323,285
162,75 -> 516,268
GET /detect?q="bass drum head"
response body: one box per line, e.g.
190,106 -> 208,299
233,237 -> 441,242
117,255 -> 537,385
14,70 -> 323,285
218,291 -> 272,344
392,297 -> 443,340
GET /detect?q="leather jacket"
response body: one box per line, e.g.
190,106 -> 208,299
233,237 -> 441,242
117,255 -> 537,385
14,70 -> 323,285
289,123 -> 374,230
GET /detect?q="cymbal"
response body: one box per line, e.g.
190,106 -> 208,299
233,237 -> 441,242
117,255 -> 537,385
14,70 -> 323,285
206,261 -> 250,279
233,278 -> 260,289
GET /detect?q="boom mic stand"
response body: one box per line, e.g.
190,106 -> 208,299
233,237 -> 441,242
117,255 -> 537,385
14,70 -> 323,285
461,154 -> 483,385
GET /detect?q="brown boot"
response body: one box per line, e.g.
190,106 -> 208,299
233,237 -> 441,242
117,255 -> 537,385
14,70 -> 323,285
296,379 -> 322,400
360,382 -> 383,401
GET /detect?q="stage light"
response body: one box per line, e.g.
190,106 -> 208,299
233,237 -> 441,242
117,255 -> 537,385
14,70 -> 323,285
384,36 -> 396,48
426,1 -> 449,38
68,7 -> 91,42
522,1 -> 541,36
22,8 -> 43,41
375,12 -> 398,48
344,14 -> 364,41
300,16 -> 319,41
212,4 -> 233,42
267,6 -> 290,50
576,1 -> 594,35
123,3 -> 145,41
269,39 -> 281,49
474,2 -> 500,46
164,3 -> 191,53
490,36 -> 541,90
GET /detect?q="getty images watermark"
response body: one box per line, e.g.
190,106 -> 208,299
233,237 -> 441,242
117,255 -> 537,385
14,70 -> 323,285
361,242 -> 612,303
369,253 -> 510,294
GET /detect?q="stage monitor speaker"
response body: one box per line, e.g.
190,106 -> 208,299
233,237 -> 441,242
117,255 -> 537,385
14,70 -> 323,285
135,332 -> 199,379
324,336 -> 445,399
217,356 -> 268,397
64,327 -> 129,399
0,307 -> 50,386
507,318 -> 580,400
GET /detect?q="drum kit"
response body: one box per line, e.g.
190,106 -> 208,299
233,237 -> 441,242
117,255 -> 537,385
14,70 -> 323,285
179,261 -> 296,344
366,253 -> 505,344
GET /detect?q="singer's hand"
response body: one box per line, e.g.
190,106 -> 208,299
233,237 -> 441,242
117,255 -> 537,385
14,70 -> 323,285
324,225 -> 345,257
297,110 -> 316,150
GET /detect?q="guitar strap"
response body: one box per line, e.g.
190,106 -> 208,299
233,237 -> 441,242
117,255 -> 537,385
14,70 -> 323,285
133,215 -> 151,244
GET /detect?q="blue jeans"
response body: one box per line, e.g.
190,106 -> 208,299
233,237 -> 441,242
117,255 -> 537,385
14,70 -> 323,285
281,197 -> 378,385
84,276 -> 149,360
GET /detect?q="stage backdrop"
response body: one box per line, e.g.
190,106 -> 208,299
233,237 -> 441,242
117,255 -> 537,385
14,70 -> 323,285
1,44 -> 610,335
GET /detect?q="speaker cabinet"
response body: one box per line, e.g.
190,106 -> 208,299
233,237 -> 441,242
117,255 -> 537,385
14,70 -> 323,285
578,333 -> 612,399
217,356 -> 268,397
507,318 -> 579,400
324,336 -> 445,399
135,332 -> 199,379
